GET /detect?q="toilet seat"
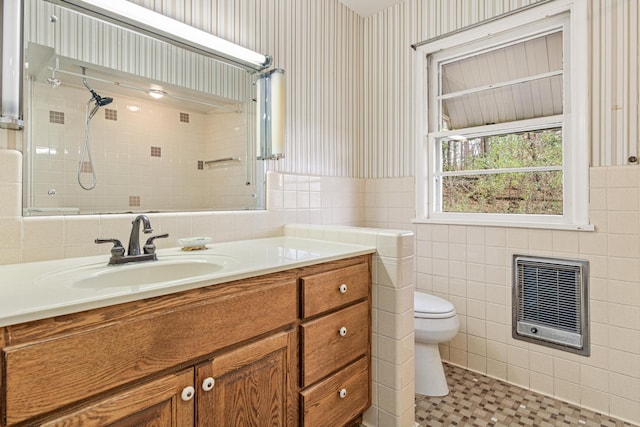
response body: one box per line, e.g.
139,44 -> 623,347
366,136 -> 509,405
415,291 -> 456,319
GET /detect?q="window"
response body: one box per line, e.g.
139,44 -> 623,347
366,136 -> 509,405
414,1 -> 591,229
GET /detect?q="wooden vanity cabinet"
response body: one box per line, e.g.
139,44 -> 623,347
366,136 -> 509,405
0,273 -> 298,427
299,261 -> 372,427
0,255 -> 372,427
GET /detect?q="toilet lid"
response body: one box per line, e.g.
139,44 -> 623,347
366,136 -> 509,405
414,291 -> 456,318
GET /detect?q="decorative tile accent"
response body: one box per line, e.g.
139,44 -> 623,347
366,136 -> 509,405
198,160 -> 204,170
49,111 -> 65,124
415,364 -> 635,427
80,161 -> 92,173
129,196 -> 140,207
180,112 -> 189,123
104,108 -> 118,121
150,146 -> 161,157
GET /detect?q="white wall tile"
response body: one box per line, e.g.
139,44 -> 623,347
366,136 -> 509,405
553,378 -> 580,405
609,372 -> 640,402
580,365 -> 609,393
580,387 -> 610,415
610,396 -> 640,425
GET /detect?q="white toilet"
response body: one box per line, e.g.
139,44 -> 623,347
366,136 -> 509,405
414,291 -> 460,396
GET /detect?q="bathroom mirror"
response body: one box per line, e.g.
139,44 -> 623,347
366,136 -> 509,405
22,0 -> 265,215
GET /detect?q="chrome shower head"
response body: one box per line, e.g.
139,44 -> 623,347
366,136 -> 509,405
97,96 -> 113,106
90,89 -> 113,107
86,89 -> 113,119
82,67 -> 114,118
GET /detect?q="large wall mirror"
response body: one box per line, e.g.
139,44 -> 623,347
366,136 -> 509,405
22,0 -> 267,215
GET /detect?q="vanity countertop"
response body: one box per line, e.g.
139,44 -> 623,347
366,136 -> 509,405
0,236 -> 376,327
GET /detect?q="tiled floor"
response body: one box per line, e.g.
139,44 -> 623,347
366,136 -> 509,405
415,363 -> 637,427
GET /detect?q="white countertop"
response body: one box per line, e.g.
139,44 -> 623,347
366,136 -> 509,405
0,237 -> 376,327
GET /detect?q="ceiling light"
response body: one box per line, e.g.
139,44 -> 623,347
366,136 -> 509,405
148,90 -> 166,99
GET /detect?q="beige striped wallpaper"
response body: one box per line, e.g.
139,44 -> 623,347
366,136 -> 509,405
590,0 -> 640,166
36,0 -> 640,177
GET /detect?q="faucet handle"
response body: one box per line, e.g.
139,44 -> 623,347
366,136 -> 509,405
95,238 -> 126,258
143,233 -> 169,255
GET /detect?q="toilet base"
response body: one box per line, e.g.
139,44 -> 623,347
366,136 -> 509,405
415,342 -> 450,396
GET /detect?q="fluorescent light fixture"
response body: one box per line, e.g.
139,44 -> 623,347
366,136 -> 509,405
148,90 -> 166,100
44,0 -> 271,71
0,0 -> 24,129
257,69 -> 286,160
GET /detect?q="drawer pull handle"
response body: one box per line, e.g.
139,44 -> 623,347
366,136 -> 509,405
339,326 -> 348,337
181,386 -> 195,401
339,388 -> 347,399
202,377 -> 215,391
339,284 -> 348,294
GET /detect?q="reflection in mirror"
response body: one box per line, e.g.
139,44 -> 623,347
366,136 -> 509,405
23,0 -> 265,215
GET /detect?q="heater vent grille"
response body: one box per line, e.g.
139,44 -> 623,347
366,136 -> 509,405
512,255 -> 589,355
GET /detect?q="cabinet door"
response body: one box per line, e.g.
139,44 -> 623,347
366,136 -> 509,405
196,331 -> 293,427
39,369 -> 194,427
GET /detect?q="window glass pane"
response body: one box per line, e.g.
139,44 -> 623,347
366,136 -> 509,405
441,75 -> 563,129
441,170 -> 563,215
440,128 -> 563,172
441,32 -> 563,94
439,31 -> 563,130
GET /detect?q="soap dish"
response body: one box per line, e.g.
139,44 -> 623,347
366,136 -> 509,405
178,237 -> 212,251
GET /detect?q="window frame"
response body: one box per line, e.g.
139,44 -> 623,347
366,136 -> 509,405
413,0 -> 592,230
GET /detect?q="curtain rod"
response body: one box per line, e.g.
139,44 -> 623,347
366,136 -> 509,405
49,67 -> 240,113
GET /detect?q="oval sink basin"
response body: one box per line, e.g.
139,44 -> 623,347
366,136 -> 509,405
36,253 -> 238,290
73,260 -> 225,289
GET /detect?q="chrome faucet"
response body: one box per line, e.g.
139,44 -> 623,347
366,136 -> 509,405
95,215 -> 169,265
128,215 -> 153,256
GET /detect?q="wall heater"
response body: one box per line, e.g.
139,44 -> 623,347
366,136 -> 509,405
512,255 -> 589,356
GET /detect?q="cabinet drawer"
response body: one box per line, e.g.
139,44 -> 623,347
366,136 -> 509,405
2,279 -> 297,426
301,263 -> 369,318
301,301 -> 369,387
301,357 -> 369,427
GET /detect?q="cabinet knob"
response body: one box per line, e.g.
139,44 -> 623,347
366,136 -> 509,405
339,284 -> 348,294
181,386 -> 195,401
339,326 -> 347,337
339,388 -> 347,399
202,377 -> 215,391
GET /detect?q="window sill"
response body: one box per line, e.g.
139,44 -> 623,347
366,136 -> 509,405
411,217 -> 595,231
